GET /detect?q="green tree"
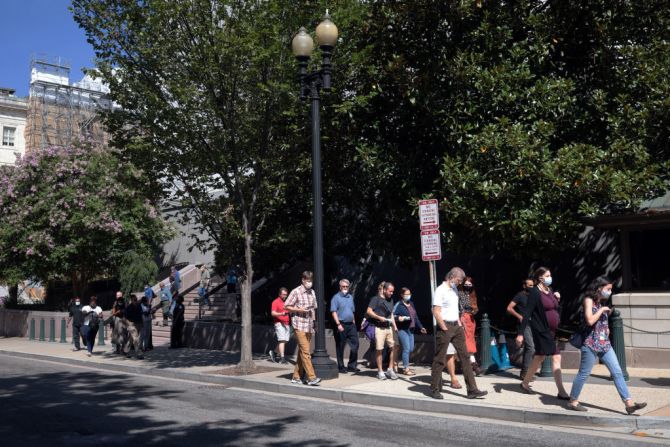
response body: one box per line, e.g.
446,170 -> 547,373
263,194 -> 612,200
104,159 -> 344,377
0,144 -> 170,297
325,0 -> 670,258
71,0 -> 364,370
118,250 -> 159,296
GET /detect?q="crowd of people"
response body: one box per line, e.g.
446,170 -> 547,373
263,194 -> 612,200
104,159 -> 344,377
267,267 -> 648,413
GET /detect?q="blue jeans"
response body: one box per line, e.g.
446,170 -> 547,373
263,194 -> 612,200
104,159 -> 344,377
81,325 -> 98,354
570,346 -> 630,401
397,329 -> 415,369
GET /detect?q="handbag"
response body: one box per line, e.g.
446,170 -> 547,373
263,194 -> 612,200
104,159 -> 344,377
569,331 -> 583,349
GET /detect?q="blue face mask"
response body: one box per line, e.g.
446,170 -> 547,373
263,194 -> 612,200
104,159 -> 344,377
403,295 -> 411,302
542,276 -> 553,287
601,289 -> 612,299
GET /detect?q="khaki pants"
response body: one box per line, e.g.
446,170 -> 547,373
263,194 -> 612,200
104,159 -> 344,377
124,321 -> 143,355
293,330 -> 316,381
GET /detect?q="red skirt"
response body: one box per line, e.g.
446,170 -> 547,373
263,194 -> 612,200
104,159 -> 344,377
461,313 -> 477,353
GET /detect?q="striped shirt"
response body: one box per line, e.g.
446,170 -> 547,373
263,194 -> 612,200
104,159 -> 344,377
285,284 -> 317,333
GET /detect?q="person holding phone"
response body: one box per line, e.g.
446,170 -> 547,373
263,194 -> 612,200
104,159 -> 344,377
567,277 -> 647,414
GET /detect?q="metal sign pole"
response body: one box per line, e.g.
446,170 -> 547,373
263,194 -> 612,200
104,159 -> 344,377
429,259 -> 437,352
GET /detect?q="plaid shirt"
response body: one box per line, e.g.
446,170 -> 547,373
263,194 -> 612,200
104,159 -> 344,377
285,284 -> 317,334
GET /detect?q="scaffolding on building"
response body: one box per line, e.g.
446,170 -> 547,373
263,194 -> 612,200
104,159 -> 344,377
25,55 -> 113,152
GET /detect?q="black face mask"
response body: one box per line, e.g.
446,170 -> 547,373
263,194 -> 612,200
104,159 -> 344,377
462,286 -> 473,292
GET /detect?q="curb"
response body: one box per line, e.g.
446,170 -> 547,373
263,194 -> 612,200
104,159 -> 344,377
2,349 -> 668,431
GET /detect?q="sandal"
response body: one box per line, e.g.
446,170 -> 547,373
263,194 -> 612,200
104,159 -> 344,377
567,402 -> 587,412
450,381 -> 463,389
519,383 -> 535,395
405,369 -> 416,376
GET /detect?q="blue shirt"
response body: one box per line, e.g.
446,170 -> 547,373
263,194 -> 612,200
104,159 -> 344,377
160,286 -> 172,302
330,292 -> 355,323
144,286 -> 153,299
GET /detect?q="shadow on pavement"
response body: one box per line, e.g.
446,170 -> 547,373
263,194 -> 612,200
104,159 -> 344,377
0,365 -> 345,446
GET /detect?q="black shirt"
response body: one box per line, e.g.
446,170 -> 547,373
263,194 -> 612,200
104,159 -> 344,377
368,296 -> 393,327
512,291 -> 529,317
173,303 -> 185,324
125,303 -> 143,325
68,304 -> 83,326
113,300 -> 126,318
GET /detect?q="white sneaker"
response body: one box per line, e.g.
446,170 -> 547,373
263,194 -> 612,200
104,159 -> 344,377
377,371 -> 387,380
386,369 -> 398,380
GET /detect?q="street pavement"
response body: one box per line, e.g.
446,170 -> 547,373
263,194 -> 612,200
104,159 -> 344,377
0,337 -> 669,444
0,354 -> 667,447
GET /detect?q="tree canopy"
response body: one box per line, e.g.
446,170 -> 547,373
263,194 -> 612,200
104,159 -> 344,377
0,144 -> 171,296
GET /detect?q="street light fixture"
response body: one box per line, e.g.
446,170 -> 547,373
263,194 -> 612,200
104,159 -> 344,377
292,11 -> 339,380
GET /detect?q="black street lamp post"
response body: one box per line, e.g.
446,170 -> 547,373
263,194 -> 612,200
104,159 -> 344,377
292,12 -> 339,380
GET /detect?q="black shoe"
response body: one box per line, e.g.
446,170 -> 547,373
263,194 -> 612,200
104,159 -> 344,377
347,367 -> 361,373
338,367 -> 348,374
626,402 -> 647,414
431,390 -> 444,400
557,394 -> 570,401
472,363 -> 482,376
466,390 -> 488,399
280,357 -> 288,365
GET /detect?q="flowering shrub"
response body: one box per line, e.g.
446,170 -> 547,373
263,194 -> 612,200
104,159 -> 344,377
0,144 -> 171,294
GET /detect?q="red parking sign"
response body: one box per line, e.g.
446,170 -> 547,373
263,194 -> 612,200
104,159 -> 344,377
420,229 -> 441,261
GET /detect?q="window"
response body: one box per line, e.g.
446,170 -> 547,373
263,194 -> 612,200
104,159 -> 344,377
2,127 -> 16,147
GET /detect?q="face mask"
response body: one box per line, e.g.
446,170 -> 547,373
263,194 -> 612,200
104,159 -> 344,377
463,286 -> 473,292
601,289 -> 612,299
402,295 -> 411,302
542,277 -> 553,286
75,301 -> 80,306
304,281 -> 313,290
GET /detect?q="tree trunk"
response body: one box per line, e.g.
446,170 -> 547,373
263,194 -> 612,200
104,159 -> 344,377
238,230 -> 255,373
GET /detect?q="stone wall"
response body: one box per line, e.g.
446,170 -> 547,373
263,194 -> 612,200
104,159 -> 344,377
613,292 -> 670,368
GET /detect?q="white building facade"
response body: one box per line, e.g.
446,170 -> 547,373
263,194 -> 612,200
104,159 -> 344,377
0,88 -> 27,166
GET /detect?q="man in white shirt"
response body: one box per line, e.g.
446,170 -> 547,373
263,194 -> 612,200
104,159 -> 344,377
430,267 -> 487,400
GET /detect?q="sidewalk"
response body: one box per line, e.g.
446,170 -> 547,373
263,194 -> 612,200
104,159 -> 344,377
2,337 -> 669,432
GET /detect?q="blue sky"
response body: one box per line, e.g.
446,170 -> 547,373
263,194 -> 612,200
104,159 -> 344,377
0,0 -> 96,97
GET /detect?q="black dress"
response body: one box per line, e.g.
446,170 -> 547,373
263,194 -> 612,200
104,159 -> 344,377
518,286 -> 556,356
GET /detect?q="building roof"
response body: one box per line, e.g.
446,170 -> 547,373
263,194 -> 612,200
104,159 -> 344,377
588,190 -> 670,229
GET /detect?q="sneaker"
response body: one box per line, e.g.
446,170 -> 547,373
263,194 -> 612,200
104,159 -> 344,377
338,367 -> 348,374
377,372 -> 387,380
466,390 -> 488,399
268,349 -> 276,363
306,378 -> 321,386
86,353 -> 92,357
386,369 -> 398,380
280,357 -> 288,365
347,367 -> 361,373
567,402 -> 588,412
290,378 -> 303,385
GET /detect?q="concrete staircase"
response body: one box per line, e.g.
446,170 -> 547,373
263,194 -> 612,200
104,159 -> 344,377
148,268 -> 240,347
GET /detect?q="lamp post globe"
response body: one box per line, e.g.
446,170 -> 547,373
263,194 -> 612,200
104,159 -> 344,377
316,12 -> 338,50
292,27 -> 314,59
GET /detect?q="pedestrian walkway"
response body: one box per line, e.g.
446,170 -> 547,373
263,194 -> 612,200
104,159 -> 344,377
1,337 -> 669,432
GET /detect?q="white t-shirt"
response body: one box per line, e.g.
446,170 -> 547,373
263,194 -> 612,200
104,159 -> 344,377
433,282 -> 459,322
82,305 -> 103,326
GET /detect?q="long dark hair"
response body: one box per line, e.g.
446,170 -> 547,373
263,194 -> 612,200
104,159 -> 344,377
584,276 -> 612,303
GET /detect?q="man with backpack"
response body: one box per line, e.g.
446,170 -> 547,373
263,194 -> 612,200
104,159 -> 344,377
81,296 -> 103,357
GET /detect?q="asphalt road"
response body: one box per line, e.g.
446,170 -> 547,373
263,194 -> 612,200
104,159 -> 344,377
0,355 -> 662,447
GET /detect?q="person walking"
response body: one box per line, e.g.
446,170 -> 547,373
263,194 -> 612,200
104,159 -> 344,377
331,279 -> 360,374
68,297 -> 84,351
124,295 -> 144,359
567,277 -> 647,414
159,281 -> 172,326
111,291 -> 127,355
171,266 -> 181,295
81,296 -> 103,357
393,287 -> 426,376
507,278 -> 535,379
430,268 -> 487,400
516,267 -> 569,399
140,295 -> 154,351
284,271 -> 321,386
227,266 -> 238,294
269,287 -> 291,364
446,276 -> 481,382
170,295 -> 186,349
199,264 -> 211,307
367,282 -> 399,381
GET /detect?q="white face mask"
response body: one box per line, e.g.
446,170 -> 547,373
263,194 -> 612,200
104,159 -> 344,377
542,276 -> 553,287
402,295 -> 411,302
75,301 -> 80,306
303,281 -> 313,290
